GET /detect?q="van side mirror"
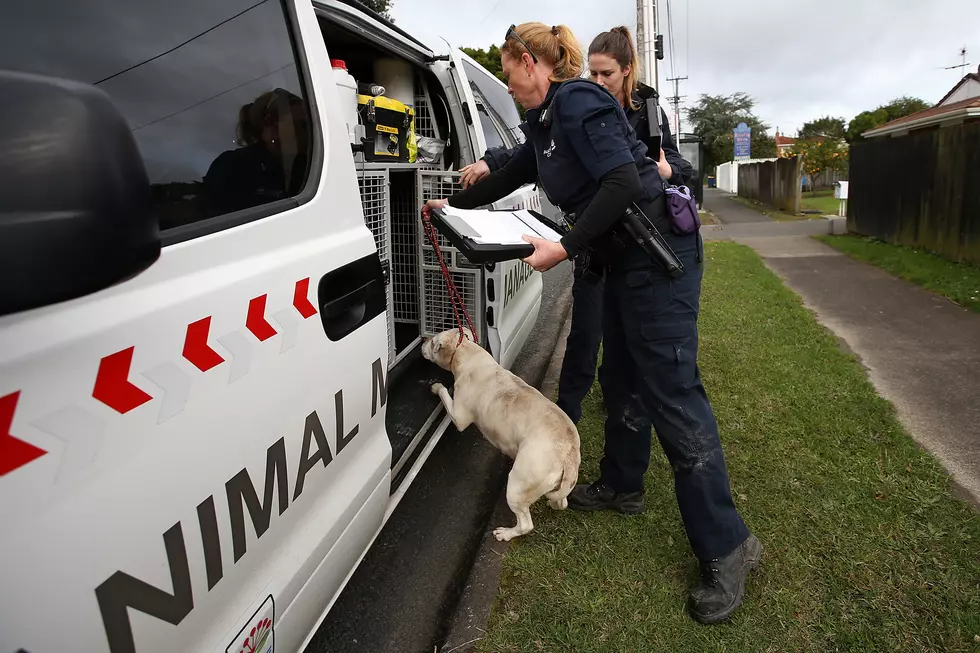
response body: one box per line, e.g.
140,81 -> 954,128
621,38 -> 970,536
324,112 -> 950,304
0,70 -> 160,317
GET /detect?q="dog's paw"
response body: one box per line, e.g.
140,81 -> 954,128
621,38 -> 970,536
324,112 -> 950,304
493,527 -> 519,542
430,382 -> 445,396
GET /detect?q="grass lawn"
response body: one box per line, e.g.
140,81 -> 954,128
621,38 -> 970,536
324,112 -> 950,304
801,189 -> 841,216
729,195 -> 811,222
816,234 -> 980,314
477,242 -> 980,653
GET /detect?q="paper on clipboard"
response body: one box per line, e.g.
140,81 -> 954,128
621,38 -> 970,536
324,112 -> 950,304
437,207 -> 563,245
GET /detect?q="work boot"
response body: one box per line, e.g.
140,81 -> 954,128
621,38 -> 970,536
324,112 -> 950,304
688,533 -> 763,624
566,479 -> 644,515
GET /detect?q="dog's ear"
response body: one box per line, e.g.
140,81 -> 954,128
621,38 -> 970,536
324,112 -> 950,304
461,327 -> 475,342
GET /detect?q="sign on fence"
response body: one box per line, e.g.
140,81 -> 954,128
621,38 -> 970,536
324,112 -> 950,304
734,122 -> 751,160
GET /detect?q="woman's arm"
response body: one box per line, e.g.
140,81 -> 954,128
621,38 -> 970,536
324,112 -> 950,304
559,163 -> 641,258
557,85 -> 646,257
447,140 -> 537,209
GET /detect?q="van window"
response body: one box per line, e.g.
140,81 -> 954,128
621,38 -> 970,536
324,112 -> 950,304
0,0 -> 314,233
475,101 -> 507,150
461,59 -> 524,143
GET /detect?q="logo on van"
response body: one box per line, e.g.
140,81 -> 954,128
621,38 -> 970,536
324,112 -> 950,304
227,595 -> 274,653
503,261 -> 535,309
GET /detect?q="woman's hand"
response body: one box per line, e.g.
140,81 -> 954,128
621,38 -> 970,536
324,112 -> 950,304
422,198 -> 448,219
521,235 -> 568,272
459,160 -> 490,188
657,148 -> 672,180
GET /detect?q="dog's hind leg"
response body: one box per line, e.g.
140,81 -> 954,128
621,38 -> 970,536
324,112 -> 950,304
431,383 -> 472,431
493,465 -> 555,542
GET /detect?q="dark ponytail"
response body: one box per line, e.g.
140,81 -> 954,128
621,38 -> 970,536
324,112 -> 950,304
588,26 -> 642,110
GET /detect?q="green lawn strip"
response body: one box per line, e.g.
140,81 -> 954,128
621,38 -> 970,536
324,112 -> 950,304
816,234 -> 980,314
729,195 -> 811,222
478,242 -> 980,653
801,189 -> 841,215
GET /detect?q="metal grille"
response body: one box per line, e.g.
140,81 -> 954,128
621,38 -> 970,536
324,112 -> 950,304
422,268 -> 480,335
418,171 -> 483,338
390,172 -> 420,323
413,76 -> 440,140
419,172 -> 464,250
357,170 -> 395,363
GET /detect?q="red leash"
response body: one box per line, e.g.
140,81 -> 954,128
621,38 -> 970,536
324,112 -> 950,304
421,210 -> 478,344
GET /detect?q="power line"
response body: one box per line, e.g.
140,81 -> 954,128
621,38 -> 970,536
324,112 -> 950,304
94,0 -> 271,86
131,62 -> 295,133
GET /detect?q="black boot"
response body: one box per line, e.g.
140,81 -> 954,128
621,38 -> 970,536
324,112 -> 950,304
688,533 -> 763,624
567,479 -> 644,514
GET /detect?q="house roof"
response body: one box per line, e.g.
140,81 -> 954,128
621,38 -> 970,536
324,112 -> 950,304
775,134 -> 797,146
862,96 -> 980,138
936,67 -> 980,106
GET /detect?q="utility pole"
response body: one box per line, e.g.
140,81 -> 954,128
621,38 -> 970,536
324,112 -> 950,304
665,74 -> 687,136
636,0 -> 660,91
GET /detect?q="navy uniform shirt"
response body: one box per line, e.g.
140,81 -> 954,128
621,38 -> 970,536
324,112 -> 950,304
488,80 -> 664,219
482,84 -> 692,187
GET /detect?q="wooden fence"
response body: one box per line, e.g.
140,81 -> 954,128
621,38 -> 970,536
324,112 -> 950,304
737,156 -> 802,214
848,122 -> 980,264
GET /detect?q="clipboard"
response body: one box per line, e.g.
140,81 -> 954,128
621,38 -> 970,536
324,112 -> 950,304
429,207 -> 568,264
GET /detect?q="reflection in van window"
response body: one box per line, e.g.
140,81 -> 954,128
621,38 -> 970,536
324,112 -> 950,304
461,59 -> 524,144
0,0 -> 314,232
475,102 -> 507,150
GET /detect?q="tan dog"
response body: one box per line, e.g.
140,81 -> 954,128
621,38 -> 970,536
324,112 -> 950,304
422,328 -> 580,542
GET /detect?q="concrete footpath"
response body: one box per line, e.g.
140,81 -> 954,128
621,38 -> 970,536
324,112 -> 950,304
703,187 -> 773,224
706,201 -> 980,506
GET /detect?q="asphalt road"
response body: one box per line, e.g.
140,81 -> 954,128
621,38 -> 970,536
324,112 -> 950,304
304,193 -> 573,653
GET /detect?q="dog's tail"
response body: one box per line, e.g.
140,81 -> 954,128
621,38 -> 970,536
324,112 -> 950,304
553,455 -> 579,500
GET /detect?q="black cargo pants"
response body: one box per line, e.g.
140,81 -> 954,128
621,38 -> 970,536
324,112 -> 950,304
598,230 -> 750,561
555,256 -> 604,424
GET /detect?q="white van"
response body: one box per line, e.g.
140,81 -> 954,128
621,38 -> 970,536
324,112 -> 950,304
0,1 -> 544,652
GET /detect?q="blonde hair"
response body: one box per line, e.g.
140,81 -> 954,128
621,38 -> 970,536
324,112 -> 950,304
589,26 -> 642,110
501,22 -> 584,82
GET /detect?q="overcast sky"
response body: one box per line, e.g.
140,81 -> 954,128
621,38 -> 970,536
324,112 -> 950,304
392,0 -> 979,136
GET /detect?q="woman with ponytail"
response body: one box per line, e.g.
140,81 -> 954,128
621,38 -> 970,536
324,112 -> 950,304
424,21 -> 759,625
461,26 -> 691,188
587,26 -> 692,184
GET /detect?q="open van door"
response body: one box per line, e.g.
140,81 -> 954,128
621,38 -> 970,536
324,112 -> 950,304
435,47 -> 543,370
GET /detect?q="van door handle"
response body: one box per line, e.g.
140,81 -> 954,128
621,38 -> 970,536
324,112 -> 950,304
318,254 -> 387,341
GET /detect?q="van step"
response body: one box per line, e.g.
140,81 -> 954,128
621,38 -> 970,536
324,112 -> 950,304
385,350 -> 452,466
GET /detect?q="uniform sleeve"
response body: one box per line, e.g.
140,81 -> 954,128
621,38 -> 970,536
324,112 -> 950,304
558,86 -> 636,181
481,145 -> 520,173
659,107 -> 694,185
448,140 -> 537,209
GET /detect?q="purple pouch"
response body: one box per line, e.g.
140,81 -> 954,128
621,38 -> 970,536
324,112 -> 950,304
664,185 -> 701,235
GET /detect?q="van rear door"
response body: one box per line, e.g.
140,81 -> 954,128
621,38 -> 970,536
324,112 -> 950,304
448,49 -> 544,369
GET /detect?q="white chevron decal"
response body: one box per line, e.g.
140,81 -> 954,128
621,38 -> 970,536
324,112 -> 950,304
142,361 -> 192,423
217,331 -> 253,384
32,406 -> 107,483
273,308 -> 301,354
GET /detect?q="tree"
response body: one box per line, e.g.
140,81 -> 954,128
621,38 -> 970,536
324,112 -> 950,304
845,95 -> 930,142
685,92 -> 775,171
790,138 -> 848,189
798,116 -> 846,141
357,0 -> 393,21
460,45 -> 505,83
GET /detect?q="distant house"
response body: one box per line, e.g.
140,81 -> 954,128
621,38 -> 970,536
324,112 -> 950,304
863,65 -> 980,139
774,130 -> 797,157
